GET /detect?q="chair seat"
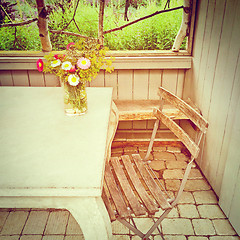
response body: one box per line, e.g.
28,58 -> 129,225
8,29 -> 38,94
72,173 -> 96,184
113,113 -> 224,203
103,154 -> 172,221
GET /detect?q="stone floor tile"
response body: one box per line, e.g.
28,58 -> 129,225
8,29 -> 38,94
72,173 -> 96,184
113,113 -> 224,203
161,218 -> 194,235
163,169 -> 184,179
44,210 -> 69,235
167,146 -> 181,153
209,236 -> 240,240
177,192 -> 195,204
42,235 -> 64,240
163,236 -> 187,240
139,151 -> 153,160
149,160 -> 166,171
138,146 -> 149,152
112,148 -> 124,154
0,211 -> 29,235
178,204 -> 200,218
166,161 -> 187,169
154,207 -> 179,218
197,205 -> 226,219
131,218 -> 159,234
22,210 -> 49,234
193,191 -> 218,204
20,235 -> 42,240
166,207 -> 179,218
212,219 -> 237,235
153,146 -> 167,152
0,211 -> 9,231
185,179 -> 211,191
123,147 -> 138,153
0,236 -> 19,240
153,152 -> 176,161
66,214 -> 83,235
112,220 -> 129,234
65,235 -> 84,240
188,237 -> 209,240
189,169 -> 203,179
113,235 -> 131,240
165,179 -> 181,191
175,153 -> 189,161
192,219 -> 216,235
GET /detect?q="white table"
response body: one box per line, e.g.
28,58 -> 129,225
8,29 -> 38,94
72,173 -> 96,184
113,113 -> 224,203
0,87 -> 113,239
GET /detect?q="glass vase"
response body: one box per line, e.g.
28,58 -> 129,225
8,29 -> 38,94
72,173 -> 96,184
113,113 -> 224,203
62,81 -> 88,116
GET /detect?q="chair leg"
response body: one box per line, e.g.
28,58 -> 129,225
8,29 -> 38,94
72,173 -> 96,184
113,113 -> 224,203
117,217 -> 152,240
144,119 -> 160,161
143,208 -> 172,239
151,216 -> 165,240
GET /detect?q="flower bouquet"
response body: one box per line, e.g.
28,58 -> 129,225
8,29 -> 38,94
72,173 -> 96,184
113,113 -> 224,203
37,38 -> 114,115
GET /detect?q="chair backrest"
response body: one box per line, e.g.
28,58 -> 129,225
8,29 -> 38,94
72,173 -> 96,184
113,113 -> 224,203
154,87 -> 208,159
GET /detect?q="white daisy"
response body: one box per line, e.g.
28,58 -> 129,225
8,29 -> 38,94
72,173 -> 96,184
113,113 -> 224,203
62,61 -> 72,71
68,74 -> 80,86
51,59 -> 61,67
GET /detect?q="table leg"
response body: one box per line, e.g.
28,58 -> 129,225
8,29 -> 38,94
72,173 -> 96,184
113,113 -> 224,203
67,197 -> 112,240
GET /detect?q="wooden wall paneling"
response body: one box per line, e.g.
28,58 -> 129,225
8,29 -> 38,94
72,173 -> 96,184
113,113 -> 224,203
44,73 -> 60,87
133,70 -> 149,129
147,69 -> 162,130
201,0 -> 231,117
176,69 -> 185,98
214,2 -> 240,195
201,0 -> 237,193
12,70 -> 29,86
190,0 -> 208,102
0,70 -> 13,86
162,69 -> 178,94
219,96 -> 240,235
197,0 -> 229,171
195,0 -> 216,108
118,70 -> 133,100
117,70 -> 133,129
228,168 -> 240,235
28,70 -> 45,86
148,69 -> 162,100
105,71 -> 118,99
133,69 -> 149,100
90,70 -> 105,87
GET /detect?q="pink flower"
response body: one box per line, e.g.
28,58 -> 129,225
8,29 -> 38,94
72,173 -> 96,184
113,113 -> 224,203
77,57 -> 91,70
66,42 -> 75,50
36,59 -> 43,72
69,65 -> 76,73
54,54 -> 66,60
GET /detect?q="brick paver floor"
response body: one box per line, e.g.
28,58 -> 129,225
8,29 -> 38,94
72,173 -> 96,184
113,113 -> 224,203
0,145 -> 239,240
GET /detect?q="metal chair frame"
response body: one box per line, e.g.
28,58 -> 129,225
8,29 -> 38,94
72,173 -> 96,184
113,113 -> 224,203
103,87 -> 208,240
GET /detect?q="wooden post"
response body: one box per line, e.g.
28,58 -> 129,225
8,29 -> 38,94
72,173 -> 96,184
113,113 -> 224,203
172,0 -> 191,52
98,0 -> 105,46
36,0 -> 52,52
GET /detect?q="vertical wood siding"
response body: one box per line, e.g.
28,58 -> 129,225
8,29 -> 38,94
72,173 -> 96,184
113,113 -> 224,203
0,68 -> 186,100
188,0 -> 240,234
0,64 -> 188,131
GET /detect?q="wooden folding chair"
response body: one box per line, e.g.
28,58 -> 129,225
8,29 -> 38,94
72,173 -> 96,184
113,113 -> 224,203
102,87 -> 208,239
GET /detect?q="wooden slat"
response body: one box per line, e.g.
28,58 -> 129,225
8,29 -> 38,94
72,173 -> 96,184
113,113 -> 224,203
131,154 -> 172,210
154,108 -> 200,158
114,100 -> 188,121
104,162 -> 131,219
110,157 -> 146,216
102,184 -> 116,222
158,87 -> 208,133
121,155 -> 158,215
